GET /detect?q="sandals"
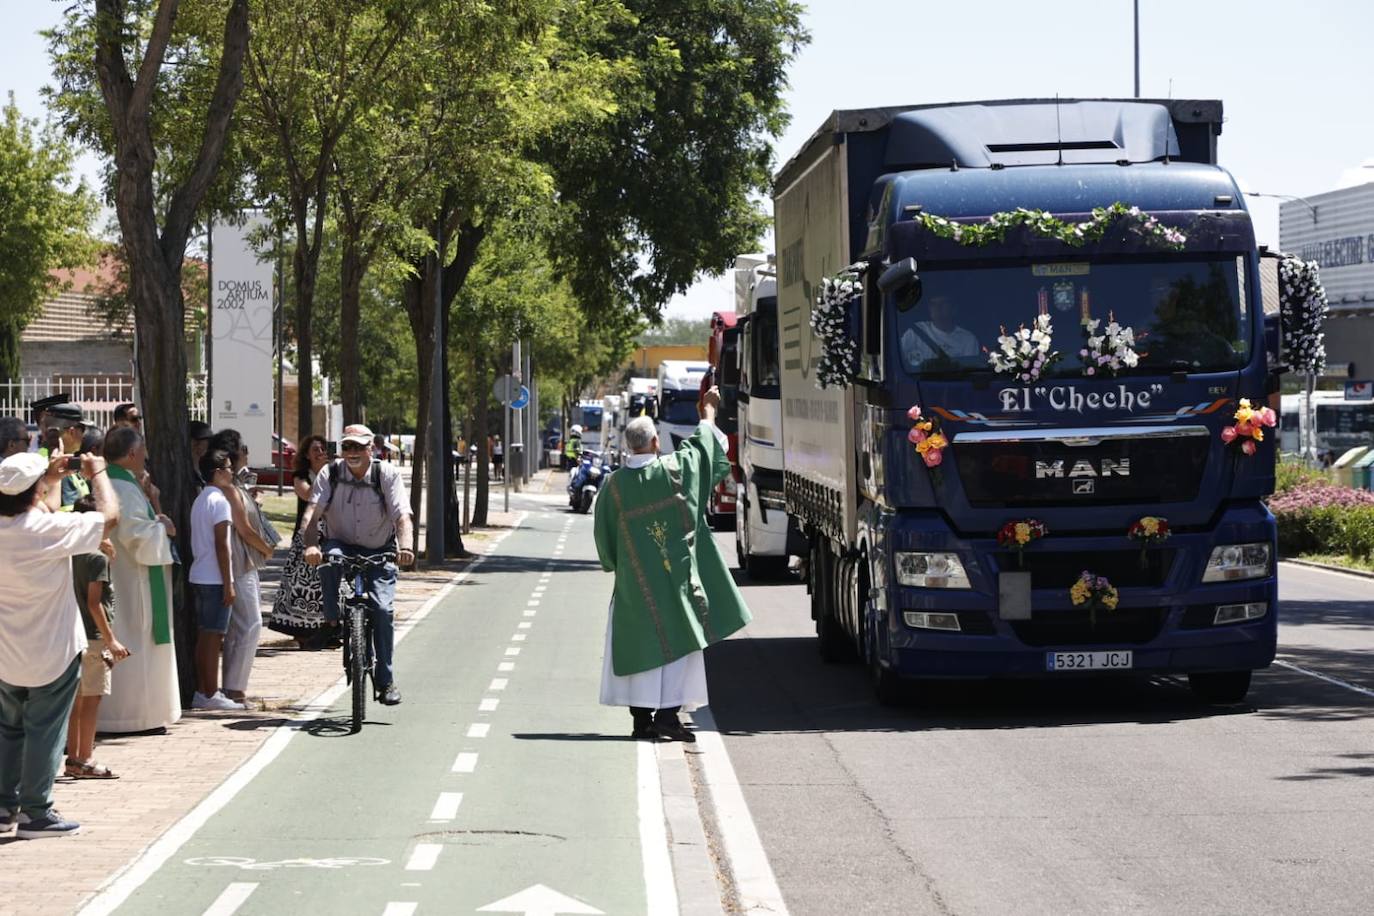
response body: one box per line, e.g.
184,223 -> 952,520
65,760 -> 119,780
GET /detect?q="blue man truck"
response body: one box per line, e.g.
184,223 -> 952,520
777,99 -> 1278,704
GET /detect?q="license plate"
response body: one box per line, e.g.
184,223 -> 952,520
1046,650 -> 1133,671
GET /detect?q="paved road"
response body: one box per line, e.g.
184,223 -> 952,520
708,545 -> 1374,915
102,498 -> 665,916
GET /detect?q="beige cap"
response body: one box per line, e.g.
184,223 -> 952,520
0,452 -> 48,496
340,424 -> 374,446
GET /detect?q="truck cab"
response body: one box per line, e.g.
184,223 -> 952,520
656,359 -> 709,455
777,99 -> 1279,705
734,255 -> 794,577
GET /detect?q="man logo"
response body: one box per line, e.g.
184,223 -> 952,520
1035,458 -> 1131,479
1073,479 -> 1095,495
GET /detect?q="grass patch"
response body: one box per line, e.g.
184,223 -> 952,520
258,493 -> 297,529
1293,552 -> 1374,575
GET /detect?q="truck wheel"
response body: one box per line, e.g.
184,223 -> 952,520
813,544 -> 848,662
1188,670 -> 1252,704
736,536 -> 746,568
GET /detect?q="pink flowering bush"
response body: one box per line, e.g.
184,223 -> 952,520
1272,479 -> 1374,557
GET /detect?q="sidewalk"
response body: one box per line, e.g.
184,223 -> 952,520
0,500 -> 530,916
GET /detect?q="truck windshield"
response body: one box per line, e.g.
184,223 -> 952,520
581,406 -> 603,430
750,296 -> 781,397
660,391 -> 700,425
896,257 -> 1250,377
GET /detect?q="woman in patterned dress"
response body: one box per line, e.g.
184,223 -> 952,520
266,436 -> 341,648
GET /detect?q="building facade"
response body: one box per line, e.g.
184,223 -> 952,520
1280,183 -> 1374,376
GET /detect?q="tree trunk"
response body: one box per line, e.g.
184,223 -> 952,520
93,0 -> 250,703
403,266 -> 433,558
0,319 -> 21,379
338,233 -> 364,421
293,220 -> 319,439
472,352 -> 491,528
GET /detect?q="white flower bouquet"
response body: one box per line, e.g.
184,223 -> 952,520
1079,312 -> 1139,377
988,312 -> 1061,383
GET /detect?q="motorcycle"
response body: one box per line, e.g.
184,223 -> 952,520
568,450 -> 607,514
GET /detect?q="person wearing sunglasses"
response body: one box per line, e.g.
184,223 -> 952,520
0,417 -> 31,460
301,424 -> 414,706
112,404 -> 142,429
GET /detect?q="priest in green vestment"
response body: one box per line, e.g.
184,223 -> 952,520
594,387 -> 751,742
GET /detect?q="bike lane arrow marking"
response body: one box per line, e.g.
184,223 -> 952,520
476,884 -> 604,916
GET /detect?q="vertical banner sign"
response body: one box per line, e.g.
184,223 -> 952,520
211,216 -> 275,463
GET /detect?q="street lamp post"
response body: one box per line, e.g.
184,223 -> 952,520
1133,0 -> 1140,98
1245,191 -> 1319,223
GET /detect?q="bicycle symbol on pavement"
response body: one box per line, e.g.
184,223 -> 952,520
185,856 -> 390,870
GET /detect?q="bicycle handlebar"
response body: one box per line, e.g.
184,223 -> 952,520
325,553 -> 397,569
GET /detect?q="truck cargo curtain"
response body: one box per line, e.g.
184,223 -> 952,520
812,263 -> 866,389
1277,256 -> 1328,375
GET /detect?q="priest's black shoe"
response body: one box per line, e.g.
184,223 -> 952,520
653,713 -> 696,744
630,725 -> 659,741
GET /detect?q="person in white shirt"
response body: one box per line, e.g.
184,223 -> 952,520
900,294 -> 980,369
188,449 -> 241,710
0,450 -> 119,839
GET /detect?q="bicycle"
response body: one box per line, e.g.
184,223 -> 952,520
326,552 -> 396,733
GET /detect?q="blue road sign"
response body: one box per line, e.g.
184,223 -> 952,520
511,385 -> 530,410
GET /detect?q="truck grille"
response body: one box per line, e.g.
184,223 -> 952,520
994,549 -> 1173,589
953,431 -> 1209,508
1011,607 -> 1165,647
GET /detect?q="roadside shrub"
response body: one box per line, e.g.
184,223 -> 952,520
1272,480 -> 1374,557
1275,460 -> 1329,495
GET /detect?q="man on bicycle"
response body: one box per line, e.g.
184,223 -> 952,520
302,424 -> 414,706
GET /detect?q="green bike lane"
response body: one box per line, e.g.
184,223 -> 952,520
100,505 -> 653,916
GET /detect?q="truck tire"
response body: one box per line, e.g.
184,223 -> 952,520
1188,670 -> 1252,704
813,543 -> 848,663
856,553 -> 904,706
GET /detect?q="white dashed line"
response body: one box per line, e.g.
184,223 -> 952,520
479,698 -> 500,712
202,882 -> 257,916
382,904 -> 417,916
524,610 -> 537,617
405,844 -> 442,871
504,647 -> 521,657
527,600 -> 541,607
466,723 -> 491,738
512,634 -> 527,642
429,792 -> 463,821
489,678 -> 509,690
517,622 -> 531,630
1275,659 -> 1374,699
452,752 -> 478,773
498,662 -> 515,672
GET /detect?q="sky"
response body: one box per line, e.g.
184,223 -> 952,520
6,0 -> 1374,319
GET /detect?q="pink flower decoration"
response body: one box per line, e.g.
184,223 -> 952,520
1236,421 -> 1253,437
1220,426 -> 1237,443
1241,439 -> 1257,456
922,448 -> 944,468
907,405 -> 922,421
907,426 -> 927,444
1258,407 -> 1277,428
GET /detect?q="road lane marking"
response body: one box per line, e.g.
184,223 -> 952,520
518,622 -> 532,629
512,634 -> 527,642
429,792 -> 464,821
637,742 -> 679,916
467,723 -> 491,738
480,698 -> 500,711
498,662 -> 515,672
405,845 -> 442,871
524,610 -> 537,617
382,904 -> 417,916
1276,659 -> 1374,699
505,647 -> 521,656
452,752 -> 478,773
692,707 -> 790,915
489,678 -> 509,690
527,600 -> 541,607
202,882 -> 257,916
72,514 -> 529,916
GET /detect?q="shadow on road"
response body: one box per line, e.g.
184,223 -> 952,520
467,554 -> 602,575
510,732 -> 639,743
219,715 -> 392,737
1279,598 -> 1374,631
704,632 -> 1374,736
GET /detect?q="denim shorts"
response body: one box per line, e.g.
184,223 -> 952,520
194,583 -> 232,633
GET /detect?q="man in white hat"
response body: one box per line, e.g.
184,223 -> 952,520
301,424 -> 414,705
0,450 -> 119,838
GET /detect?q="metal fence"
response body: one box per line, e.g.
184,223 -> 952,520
0,375 -> 209,429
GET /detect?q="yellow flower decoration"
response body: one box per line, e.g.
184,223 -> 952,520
1140,517 -> 1159,536
1013,522 -> 1031,545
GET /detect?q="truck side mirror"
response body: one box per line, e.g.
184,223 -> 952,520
878,257 -> 922,311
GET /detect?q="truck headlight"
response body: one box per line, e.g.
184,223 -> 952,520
1201,543 -> 1271,582
895,552 -> 970,589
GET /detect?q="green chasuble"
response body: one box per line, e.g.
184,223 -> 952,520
594,420 -> 752,676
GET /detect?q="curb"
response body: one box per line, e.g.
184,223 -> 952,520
1281,557 -> 1374,579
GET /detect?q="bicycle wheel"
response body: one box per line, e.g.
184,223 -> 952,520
349,601 -> 367,733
